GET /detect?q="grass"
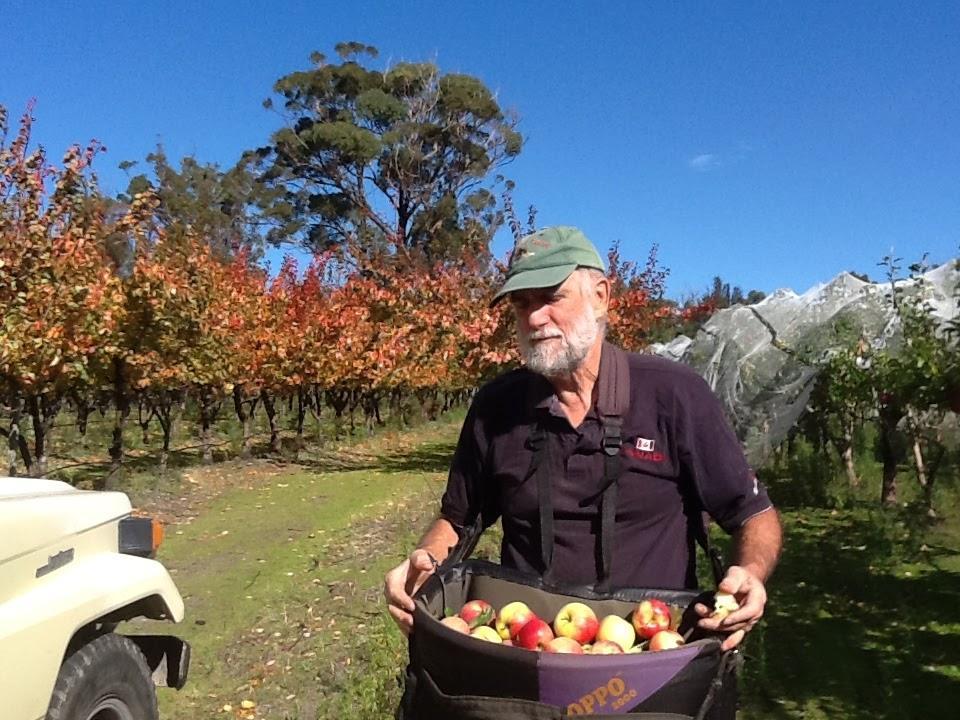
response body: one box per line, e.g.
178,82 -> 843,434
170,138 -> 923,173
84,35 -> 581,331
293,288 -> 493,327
129,416 -> 464,720
112,413 -> 960,719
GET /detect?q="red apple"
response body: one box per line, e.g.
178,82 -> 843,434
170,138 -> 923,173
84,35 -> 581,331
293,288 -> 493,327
596,615 -> 636,652
587,640 -> 624,654
459,599 -> 495,629
440,616 -> 470,634
516,617 -> 555,650
631,599 -> 672,640
553,602 -> 599,644
496,601 -> 535,640
648,630 -> 685,651
544,636 -> 584,654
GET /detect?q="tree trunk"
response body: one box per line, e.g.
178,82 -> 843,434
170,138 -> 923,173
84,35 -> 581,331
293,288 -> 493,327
922,436 -> 946,518
233,385 -> 257,459
296,387 -> 308,439
6,421 -> 17,476
153,391 -> 183,475
106,359 -> 129,489
835,421 -> 859,486
74,394 -> 90,436
311,385 -> 324,448
327,389 -> 350,439
841,443 -> 859,487
912,437 -> 927,490
261,389 -> 281,454
198,389 -> 221,465
26,394 -> 51,477
5,406 -> 32,476
878,406 -> 901,506
156,408 -> 171,475
137,396 -> 153,444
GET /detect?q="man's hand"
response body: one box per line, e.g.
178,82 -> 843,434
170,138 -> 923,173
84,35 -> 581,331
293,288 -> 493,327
694,565 -> 768,651
383,549 -> 437,636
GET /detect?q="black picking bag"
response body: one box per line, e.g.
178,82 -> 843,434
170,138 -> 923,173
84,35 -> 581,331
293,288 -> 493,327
399,560 -> 739,719
398,345 -> 741,718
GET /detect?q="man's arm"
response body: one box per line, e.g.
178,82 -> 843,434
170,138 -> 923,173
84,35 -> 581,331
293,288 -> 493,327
732,506 -> 782,582
697,507 -> 782,650
383,517 -> 461,636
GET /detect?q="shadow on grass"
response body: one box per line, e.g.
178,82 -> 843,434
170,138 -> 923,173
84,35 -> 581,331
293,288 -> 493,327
743,504 -> 960,719
296,440 -> 454,476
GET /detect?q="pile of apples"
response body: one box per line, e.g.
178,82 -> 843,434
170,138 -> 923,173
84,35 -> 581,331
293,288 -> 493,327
438,596 -> 704,655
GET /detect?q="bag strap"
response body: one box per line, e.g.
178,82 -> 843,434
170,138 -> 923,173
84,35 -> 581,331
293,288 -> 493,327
694,512 -> 725,587
528,343 -> 629,590
594,342 -> 629,592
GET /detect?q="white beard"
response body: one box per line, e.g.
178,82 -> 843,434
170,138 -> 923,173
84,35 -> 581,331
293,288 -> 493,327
519,306 -> 600,377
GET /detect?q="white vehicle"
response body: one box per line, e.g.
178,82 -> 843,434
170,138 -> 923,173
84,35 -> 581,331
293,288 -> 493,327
1,477 -> 189,720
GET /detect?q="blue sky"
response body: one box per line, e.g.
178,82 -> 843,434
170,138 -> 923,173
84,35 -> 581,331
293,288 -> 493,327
3,0 -> 958,298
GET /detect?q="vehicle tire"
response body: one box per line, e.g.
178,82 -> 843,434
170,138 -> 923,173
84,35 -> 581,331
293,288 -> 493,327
45,633 -> 158,720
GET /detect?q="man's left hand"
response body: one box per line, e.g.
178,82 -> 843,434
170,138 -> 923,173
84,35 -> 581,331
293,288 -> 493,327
694,565 -> 767,651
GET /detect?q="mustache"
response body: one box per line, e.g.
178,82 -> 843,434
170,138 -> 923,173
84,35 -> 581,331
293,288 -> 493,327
525,329 -> 563,341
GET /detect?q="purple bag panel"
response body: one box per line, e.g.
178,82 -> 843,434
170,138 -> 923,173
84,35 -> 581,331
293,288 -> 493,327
537,646 -> 701,715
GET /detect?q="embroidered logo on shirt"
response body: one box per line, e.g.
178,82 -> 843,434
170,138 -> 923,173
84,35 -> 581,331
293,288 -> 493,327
624,436 -> 665,463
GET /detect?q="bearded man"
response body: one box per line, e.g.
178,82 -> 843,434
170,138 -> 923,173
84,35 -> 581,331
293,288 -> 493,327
384,226 -> 781,651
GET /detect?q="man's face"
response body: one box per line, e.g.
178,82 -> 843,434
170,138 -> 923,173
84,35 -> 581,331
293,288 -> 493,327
509,271 -> 606,377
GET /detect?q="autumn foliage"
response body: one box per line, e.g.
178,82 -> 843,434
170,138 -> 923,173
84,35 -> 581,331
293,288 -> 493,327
0,104 -> 676,477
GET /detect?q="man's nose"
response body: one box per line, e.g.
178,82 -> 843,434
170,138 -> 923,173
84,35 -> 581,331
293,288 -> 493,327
523,301 -> 550,329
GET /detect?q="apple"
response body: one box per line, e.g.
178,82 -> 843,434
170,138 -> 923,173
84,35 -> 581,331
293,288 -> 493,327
587,640 -> 624,654
543,636 -> 584,654
648,630 -> 685,651
596,615 -> 636,653
515,617 -> 555,650
440,616 -> 470,634
553,602 -> 599,644
470,625 -> 503,643
496,601 -> 535,640
710,591 -> 739,621
459,599 -> 495,629
631,599 -> 672,640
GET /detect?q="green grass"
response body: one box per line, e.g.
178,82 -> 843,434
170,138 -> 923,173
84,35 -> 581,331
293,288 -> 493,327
135,417 -> 464,720
113,414 -> 960,719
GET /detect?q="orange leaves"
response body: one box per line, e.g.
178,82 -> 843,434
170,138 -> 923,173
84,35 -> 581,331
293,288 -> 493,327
2,98 -> 679,408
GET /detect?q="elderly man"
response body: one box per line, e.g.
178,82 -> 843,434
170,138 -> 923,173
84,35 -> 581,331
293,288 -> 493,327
384,226 -> 781,651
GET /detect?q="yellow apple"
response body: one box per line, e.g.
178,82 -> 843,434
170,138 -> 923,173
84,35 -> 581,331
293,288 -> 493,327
596,615 -> 635,653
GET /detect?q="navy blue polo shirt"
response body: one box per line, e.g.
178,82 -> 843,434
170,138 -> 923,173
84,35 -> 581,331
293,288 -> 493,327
440,352 -> 772,590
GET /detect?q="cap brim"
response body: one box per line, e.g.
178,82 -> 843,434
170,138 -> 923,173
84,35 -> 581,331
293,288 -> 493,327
490,264 -> 579,306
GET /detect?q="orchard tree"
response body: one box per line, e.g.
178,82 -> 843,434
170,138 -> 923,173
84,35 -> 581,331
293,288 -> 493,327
244,42 -> 522,265
604,243 -> 674,351
0,104 -> 126,476
807,337 -> 873,487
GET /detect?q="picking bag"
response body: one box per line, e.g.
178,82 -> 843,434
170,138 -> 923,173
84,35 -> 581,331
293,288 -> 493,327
398,344 -> 741,718
399,560 -> 739,719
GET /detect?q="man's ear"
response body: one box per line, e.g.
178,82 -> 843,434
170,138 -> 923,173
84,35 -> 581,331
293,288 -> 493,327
593,275 -> 611,318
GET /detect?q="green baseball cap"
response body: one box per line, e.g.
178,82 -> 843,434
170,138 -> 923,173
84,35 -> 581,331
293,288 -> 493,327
492,226 -> 606,305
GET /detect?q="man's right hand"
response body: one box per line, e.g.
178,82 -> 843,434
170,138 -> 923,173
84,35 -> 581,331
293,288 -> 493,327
384,549 -> 437,636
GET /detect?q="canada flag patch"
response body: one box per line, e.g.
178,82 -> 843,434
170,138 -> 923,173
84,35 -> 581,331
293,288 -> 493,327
636,437 -> 655,452
625,436 -> 665,463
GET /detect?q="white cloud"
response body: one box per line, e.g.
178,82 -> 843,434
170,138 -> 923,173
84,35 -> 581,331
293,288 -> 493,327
688,153 -> 720,171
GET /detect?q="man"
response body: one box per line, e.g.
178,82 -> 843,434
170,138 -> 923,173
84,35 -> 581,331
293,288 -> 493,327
384,226 -> 781,651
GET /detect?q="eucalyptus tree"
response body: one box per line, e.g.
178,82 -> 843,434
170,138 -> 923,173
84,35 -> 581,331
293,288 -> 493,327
244,42 -> 522,267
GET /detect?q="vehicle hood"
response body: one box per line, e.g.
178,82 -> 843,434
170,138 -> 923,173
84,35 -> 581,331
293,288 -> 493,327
0,477 -> 131,564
